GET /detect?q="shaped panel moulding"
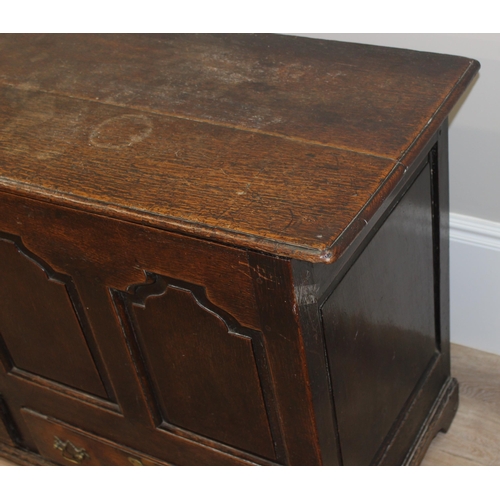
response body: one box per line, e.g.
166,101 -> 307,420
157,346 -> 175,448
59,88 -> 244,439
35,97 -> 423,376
113,272 -> 279,461
0,233 -> 108,398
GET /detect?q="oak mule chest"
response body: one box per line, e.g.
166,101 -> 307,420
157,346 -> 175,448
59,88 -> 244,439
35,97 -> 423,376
0,34 -> 479,466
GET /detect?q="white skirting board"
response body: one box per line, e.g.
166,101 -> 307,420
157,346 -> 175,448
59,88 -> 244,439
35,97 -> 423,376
450,213 -> 500,356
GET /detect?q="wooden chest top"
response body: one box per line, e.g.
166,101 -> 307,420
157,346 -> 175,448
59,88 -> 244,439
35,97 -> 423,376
0,34 -> 479,262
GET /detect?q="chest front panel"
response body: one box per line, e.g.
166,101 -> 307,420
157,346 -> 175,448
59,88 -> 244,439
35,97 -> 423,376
0,193 -> 298,465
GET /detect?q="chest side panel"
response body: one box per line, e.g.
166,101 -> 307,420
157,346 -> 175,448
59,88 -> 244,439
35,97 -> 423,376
321,163 -> 438,465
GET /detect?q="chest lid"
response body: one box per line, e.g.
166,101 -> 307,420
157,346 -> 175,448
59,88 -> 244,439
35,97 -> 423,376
0,34 -> 479,262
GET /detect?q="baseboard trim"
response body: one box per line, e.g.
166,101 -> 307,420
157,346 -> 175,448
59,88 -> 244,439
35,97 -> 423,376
450,213 -> 500,251
449,212 -> 500,356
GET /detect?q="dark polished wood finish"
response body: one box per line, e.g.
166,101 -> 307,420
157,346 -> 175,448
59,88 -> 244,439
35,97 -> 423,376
323,163 -> 438,465
0,34 -> 478,262
21,409 -> 170,466
0,34 -> 478,465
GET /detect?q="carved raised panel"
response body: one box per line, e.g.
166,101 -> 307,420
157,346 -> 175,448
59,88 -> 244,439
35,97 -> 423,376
0,233 -> 108,399
113,272 -> 278,460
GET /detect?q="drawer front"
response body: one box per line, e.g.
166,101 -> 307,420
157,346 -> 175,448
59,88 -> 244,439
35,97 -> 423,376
21,409 -> 168,466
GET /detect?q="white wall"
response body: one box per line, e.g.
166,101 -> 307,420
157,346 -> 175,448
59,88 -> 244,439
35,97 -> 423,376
450,215 -> 500,355
286,34 -> 500,355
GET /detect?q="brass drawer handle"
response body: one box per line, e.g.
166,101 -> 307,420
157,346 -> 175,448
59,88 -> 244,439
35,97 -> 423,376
128,457 -> 144,466
53,436 -> 90,464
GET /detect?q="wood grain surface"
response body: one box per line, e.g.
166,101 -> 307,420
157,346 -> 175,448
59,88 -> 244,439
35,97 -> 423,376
0,34 -> 479,262
422,344 -> 500,466
2,343 -> 496,466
